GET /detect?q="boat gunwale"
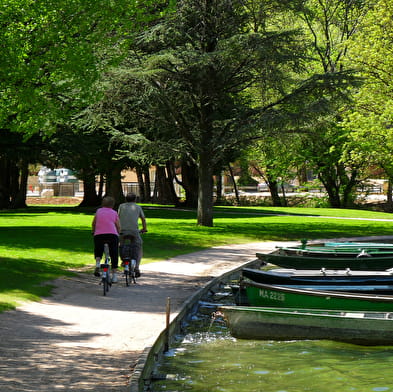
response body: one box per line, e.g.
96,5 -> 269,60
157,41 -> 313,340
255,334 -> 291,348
257,252 -> 393,262
277,248 -> 393,257
218,305 -> 393,321
242,267 -> 393,278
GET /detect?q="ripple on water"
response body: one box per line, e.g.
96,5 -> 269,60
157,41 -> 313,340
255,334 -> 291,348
154,336 -> 393,392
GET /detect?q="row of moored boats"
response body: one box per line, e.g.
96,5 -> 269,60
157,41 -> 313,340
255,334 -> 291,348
218,241 -> 393,346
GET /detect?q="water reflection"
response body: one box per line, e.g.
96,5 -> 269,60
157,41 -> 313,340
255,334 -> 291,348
152,313 -> 393,392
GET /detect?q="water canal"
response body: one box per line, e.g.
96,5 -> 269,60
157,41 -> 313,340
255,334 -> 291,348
151,294 -> 393,391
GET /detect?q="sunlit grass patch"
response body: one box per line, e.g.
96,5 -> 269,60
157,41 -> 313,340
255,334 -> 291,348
1,204 -> 393,310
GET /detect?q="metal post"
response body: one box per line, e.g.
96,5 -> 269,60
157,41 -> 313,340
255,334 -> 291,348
164,297 -> 171,352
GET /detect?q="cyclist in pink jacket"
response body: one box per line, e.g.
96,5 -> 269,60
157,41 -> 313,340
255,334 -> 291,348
92,196 -> 121,282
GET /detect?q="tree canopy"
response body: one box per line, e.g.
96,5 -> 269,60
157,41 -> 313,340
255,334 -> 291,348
2,0 -> 393,221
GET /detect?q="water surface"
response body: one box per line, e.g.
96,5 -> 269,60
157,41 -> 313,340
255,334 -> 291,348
152,316 -> 393,392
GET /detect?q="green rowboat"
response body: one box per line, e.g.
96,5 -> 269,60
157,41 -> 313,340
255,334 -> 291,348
257,252 -> 393,270
276,241 -> 393,258
242,267 -> 393,286
243,280 -> 393,311
218,305 -> 393,345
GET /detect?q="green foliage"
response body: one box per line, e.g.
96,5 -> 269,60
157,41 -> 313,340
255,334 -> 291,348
0,0 -> 158,135
1,0 -> 390,223
343,0 -> 393,177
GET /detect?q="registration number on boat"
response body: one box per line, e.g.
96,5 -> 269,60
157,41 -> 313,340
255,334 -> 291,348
259,289 -> 285,302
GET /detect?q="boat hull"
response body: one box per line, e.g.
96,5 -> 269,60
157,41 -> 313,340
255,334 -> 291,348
219,306 -> 393,345
280,248 -> 393,258
257,252 -> 393,270
242,267 -> 393,286
243,281 -> 393,311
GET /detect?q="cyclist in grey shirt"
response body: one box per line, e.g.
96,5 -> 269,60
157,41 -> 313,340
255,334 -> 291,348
118,193 -> 147,277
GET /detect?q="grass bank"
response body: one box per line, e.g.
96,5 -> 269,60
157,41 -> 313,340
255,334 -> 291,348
1,204 -> 393,311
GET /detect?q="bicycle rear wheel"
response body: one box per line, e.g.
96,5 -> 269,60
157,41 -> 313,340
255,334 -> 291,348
101,264 -> 111,295
124,261 -> 130,286
130,260 -> 137,284
102,243 -> 111,295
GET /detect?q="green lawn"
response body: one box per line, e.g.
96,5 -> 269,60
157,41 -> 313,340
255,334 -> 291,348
1,204 -> 393,311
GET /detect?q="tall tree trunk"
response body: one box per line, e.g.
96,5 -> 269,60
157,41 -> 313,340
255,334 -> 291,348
298,165 -> 309,184
153,165 -> 179,205
98,174 -> 105,199
387,179 -> 393,212
319,174 -> 341,207
0,156 -> 11,209
143,167 -> 151,202
215,171 -> 223,205
180,160 -> 198,208
106,165 -> 124,206
197,154 -> 213,226
79,171 -> 101,207
0,156 -> 29,209
228,164 -> 240,205
267,178 -> 283,207
165,161 -> 180,206
136,167 -> 146,201
251,164 -> 283,206
339,165 -> 357,208
136,166 -> 152,202
10,159 -> 28,209
279,181 -> 288,207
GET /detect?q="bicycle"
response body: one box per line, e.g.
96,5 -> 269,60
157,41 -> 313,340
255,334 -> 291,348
120,234 -> 141,286
100,243 -> 112,295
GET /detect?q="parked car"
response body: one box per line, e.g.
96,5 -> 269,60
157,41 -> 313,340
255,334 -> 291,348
257,182 -> 269,192
258,181 -> 296,192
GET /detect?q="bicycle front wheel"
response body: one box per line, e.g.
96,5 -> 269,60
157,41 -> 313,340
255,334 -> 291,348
103,277 -> 109,295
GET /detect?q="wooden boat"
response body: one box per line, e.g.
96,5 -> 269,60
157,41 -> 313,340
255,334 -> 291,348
242,267 -> 393,286
256,252 -> 393,270
269,285 -> 393,294
276,241 -> 393,258
325,242 -> 393,249
242,280 -> 393,311
218,305 -> 393,345
277,247 -> 393,258
233,283 -> 393,304
297,241 -> 393,250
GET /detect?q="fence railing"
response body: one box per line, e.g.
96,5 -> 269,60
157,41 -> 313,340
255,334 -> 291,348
28,181 -> 386,198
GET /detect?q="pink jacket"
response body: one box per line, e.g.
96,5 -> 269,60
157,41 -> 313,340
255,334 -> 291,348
93,207 -> 119,235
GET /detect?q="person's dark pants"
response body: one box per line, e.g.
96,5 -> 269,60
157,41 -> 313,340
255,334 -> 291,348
94,234 -> 119,269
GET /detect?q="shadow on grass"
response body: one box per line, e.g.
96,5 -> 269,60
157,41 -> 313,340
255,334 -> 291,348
144,205 -> 322,219
0,226 -> 92,253
0,216 -> 392,260
0,257 -> 75,312
0,205 -> 97,215
143,216 -> 393,261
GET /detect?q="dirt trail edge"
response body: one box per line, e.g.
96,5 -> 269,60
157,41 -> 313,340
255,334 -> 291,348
0,241 -> 296,391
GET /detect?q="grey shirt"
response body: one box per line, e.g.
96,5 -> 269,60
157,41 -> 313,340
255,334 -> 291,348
118,202 -> 145,232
